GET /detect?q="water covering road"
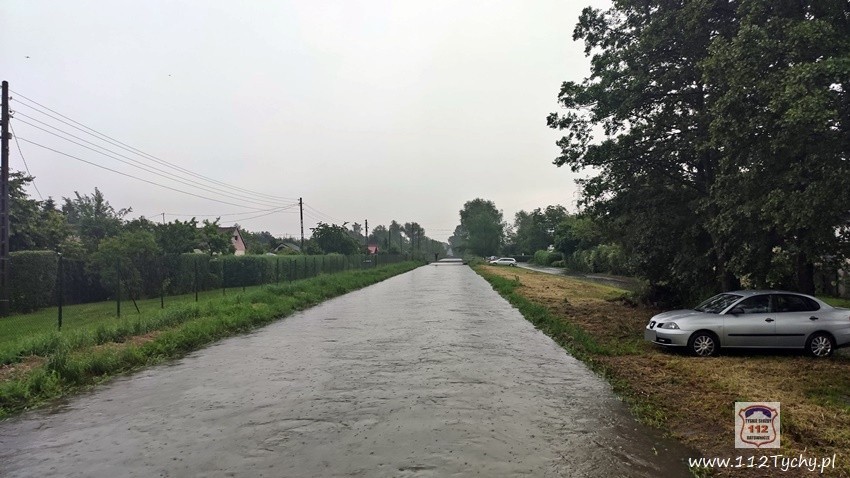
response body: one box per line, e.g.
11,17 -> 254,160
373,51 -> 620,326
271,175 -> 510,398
0,264 -> 693,477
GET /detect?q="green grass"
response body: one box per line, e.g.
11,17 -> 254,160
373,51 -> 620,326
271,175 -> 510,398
0,286 -> 268,351
0,262 -> 421,418
822,296 -> 850,309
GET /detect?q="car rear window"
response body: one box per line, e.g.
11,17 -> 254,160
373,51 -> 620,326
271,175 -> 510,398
774,294 -> 820,312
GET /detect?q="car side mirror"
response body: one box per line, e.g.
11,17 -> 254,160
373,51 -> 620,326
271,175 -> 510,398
728,307 -> 743,316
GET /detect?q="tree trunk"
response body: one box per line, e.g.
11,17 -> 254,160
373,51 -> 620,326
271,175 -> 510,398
721,270 -> 741,292
795,252 -> 815,295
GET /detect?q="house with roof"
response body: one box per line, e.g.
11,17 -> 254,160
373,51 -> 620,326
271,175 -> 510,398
218,226 -> 246,256
274,242 -> 301,254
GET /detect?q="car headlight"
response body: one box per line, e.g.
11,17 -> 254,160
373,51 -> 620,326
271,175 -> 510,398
659,322 -> 679,330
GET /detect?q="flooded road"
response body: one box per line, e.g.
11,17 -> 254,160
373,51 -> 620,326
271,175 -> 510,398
0,265 -> 693,477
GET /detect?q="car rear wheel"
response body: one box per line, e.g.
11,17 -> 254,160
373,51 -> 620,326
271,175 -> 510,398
805,332 -> 835,358
688,331 -> 719,357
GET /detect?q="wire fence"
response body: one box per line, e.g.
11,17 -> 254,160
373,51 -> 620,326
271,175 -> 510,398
8,252 -> 412,322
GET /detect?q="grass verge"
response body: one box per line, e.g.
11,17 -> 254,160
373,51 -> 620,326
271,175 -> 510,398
0,262 -> 420,419
476,265 -> 850,478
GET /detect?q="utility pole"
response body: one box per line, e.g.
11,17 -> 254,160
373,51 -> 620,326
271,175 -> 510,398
0,81 -> 10,317
364,219 -> 368,252
299,197 -> 304,250
161,212 -> 165,224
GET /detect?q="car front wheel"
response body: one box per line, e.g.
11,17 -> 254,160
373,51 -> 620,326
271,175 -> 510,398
805,332 -> 835,358
688,331 -> 719,357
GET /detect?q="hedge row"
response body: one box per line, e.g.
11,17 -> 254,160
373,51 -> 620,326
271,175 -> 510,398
531,250 -> 563,266
9,252 -> 406,314
9,251 -> 59,313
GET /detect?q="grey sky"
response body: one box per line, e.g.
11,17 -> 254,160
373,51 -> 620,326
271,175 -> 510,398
2,1 -> 606,243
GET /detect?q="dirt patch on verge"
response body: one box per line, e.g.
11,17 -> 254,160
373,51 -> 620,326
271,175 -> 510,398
480,265 -> 850,478
86,331 -> 163,354
0,356 -> 47,382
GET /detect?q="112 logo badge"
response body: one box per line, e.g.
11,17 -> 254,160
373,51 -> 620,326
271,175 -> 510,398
735,402 -> 780,448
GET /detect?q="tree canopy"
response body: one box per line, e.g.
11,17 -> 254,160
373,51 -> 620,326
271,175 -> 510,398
9,173 -> 69,251
456,199 -> 504,257
549,0 -> 850,301
511,205 -> 568,255
310,222 -> 361,255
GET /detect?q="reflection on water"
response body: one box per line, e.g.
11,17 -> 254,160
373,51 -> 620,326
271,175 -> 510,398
0,265 -> 690,478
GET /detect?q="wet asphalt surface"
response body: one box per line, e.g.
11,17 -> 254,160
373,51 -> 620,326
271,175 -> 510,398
0,264 -> 694,477
515,263 -> 640,291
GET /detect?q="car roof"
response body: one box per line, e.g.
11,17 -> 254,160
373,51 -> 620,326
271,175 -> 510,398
726,290 -> 813,297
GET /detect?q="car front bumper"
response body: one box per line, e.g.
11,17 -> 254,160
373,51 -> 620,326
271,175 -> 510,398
644,327 -> 690,347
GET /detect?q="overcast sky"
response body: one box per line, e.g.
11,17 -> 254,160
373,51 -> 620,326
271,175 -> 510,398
2,1 -> 607,243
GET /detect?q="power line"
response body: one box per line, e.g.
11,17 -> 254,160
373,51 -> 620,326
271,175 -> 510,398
229,207 -> 297,223
168,204 -> 299,223
11,93 -> 300,202
304,204 -> 343,223
7,120 -> 43,200
13,116 -> 285,208
17,137 -> 289,210
302,209 -> 332,224
10,91 -> 299,202
163,206 -> 297,218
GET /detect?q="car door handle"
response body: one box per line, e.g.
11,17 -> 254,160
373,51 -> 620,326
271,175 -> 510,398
765,318 -> 774,323
809,316 -> 819,321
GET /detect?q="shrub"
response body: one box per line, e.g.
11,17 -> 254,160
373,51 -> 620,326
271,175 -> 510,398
532,250 -> 549,265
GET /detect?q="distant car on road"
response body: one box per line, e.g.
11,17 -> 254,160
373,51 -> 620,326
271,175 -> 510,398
644,290 -> 850,358
489,257 -> 517,267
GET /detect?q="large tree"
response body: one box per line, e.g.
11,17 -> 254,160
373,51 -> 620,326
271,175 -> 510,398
457,199 -> 504,257
157,218 -> 201,254
388,221 -> 404,253
403,222 -> 425,253
447,224 -> 467,257
548,0 -> 850,301
62,188 -> 130,252
548,1 -> 737,301
8,172 -> 70,251
512,205 -> 568,255
703,0 -> 850,292
310,222 -> 361,255
198,219 -> 234,256
369,225 -> 390,250
91,229 -> 162,297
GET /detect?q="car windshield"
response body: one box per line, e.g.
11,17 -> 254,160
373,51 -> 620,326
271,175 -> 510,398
694,293 -> 743,314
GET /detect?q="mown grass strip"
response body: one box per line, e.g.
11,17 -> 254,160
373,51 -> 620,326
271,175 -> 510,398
0,262 -> 420,418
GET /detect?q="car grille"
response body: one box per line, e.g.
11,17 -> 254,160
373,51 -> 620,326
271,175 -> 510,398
649,321 -> 656,329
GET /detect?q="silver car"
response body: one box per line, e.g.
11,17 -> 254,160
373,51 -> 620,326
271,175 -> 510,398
644,290 -> 850,357
488,257 -> 517,266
